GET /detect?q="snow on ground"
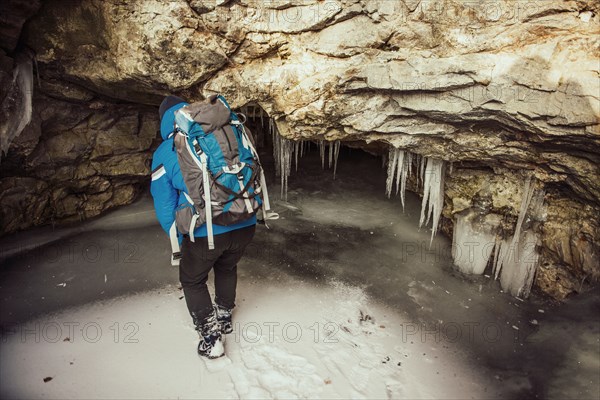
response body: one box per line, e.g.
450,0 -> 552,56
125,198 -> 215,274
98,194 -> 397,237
0,277 -> 495,399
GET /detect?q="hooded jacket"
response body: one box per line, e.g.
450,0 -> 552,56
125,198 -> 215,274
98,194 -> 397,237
150,102 -> 256,240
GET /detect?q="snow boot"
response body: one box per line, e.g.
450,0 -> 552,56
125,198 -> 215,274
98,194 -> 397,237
215,304 -> 233,334
194,311 -> 225,359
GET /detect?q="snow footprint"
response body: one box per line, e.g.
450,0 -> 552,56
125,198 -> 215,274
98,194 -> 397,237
232,334 -> 323,399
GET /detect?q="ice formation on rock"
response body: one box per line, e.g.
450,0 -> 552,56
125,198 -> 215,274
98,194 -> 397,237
241,103 -> 267,147
452,211 -> 499,275
319,140 -> 325,169
385,148 -> 414,211
1,56 -> 33,158
492,176 -> 544,298
270,118 -> 293,200
419,157 -> 446,244
332,140 -> 340,180
385,148 -> 445,243
294,141 -> 300,172
316,140 -> 341,178
452,176 -> 545,298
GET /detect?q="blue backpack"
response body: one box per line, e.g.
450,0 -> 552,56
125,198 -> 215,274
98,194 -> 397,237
173,94 -> 273,249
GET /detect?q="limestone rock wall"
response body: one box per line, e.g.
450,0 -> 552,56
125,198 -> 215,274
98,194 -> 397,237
0,78 -> 159,231
0,0 -> 598,299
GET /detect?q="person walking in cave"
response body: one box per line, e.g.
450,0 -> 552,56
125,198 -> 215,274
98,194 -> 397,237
150,95 -> 257,359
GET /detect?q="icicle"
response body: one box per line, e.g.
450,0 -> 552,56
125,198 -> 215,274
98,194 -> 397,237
385,148 -> 399,198
492,176 -> 542,298
492,237 -> 507,280
419,155 -> 425,189
394,150 -> 405,196
498,230 -> 540,298
300,140 -> 305,158
452,211 -> 498,275
1,56 -> 33,158
260,107 -> 264,128
419,158 -> 446,245
270,118 -> 282,176
327,140 -> 333,168
270,119 -> 295,201
333,140 -> 341,180
15,59 -> 32,140
384,148 -> 413,210
294,141 -> 300,172
381,153 -> 387,169
402,152 -> 413,211
319,140 -> 326,169
414,155 -> 420,187
279,137 -> 293,201
510,175 -> 534,250
33,54 -> 41,88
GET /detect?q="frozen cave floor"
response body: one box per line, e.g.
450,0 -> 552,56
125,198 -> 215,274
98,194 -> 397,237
0,149 -> 598,399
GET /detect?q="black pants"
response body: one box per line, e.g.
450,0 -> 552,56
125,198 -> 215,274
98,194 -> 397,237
179,225 -> 256,326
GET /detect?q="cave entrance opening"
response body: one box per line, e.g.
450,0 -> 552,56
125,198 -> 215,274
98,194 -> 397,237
237,103 -> 394,205
237,103 -> 272,157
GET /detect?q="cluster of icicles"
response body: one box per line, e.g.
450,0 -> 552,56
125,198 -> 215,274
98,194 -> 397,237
245,109 -> 543,299
452,176 -> 545,298
239,107 -> 342,202
384,148 -> 446,245
269,119 -> 340,201
384,148 -> 544,298
385,146 -> 544,298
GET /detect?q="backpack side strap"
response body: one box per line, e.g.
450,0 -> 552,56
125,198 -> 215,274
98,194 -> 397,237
169,222 -> 182,266
234,123 -> 279,223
